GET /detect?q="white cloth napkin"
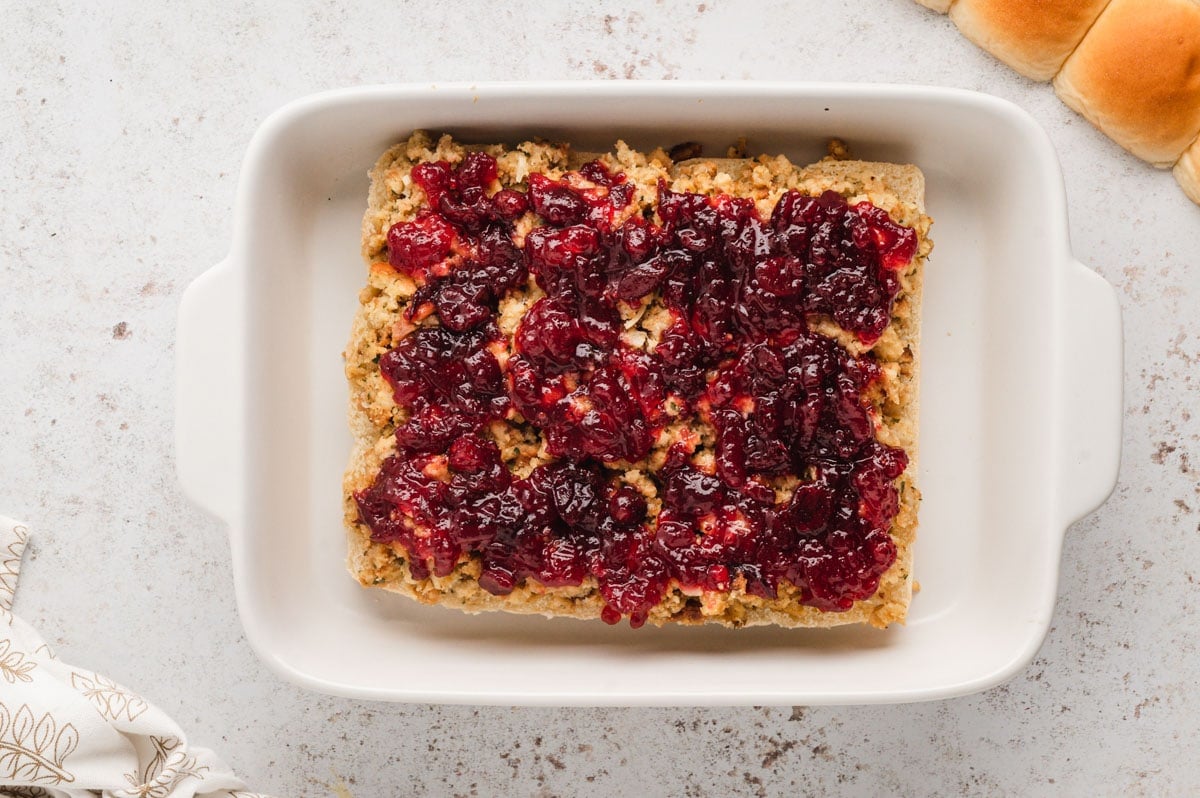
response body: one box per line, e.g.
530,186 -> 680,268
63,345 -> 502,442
0,516 -> 272,798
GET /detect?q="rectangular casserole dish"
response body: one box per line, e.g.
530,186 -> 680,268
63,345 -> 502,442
176,82 -> 1122,705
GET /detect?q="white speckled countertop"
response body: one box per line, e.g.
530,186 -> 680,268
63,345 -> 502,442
2,1 -> 1198,795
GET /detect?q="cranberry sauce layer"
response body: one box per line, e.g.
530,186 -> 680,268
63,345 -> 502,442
356,151 -> 917,627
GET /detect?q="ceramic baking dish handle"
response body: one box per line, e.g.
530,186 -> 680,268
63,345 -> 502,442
176,259 -> 243,523
1057,260 -> 1122,526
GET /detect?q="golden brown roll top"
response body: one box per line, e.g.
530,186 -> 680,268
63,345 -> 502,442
1053,0 -> 1200,167
949,0 -> 1111,81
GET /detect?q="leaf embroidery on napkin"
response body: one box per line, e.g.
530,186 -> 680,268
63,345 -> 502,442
0,524 -> 27,611
69,670 -> 149,723
118,735 -> 208,798
0,702 -> 78,785
0,639 -> 36,684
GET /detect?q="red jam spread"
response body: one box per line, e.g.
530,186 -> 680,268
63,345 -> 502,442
356,152 -> 917,627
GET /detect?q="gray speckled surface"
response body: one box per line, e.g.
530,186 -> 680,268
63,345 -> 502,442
2,1 -> 1198,795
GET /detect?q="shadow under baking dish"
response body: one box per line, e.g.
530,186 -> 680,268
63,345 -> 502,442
193,84 -> 1115,705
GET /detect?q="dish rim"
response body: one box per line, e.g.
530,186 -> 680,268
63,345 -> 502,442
175,81 -> 1122,705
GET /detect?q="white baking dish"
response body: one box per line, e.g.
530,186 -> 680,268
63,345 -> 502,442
176,82 -> 1122,705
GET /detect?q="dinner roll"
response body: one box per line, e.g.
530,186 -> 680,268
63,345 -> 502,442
949,0 -> 1111,81
1174,137 -> 1200,204
1054,0 -> 1200,166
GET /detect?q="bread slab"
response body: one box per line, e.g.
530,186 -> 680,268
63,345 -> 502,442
345,133 -> 932,629
914,0 -> 954,14
950,0 -> 1111,81
1174,135 -> 1200,204
1054,0 -> 1200,166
